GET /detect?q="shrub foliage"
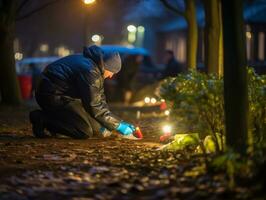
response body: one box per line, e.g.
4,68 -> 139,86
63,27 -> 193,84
159,68 -> 266,153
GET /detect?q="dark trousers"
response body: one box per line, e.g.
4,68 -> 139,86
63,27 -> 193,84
35,93 -> 101,139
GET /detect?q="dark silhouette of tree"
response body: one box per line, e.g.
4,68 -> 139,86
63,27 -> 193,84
160,0 -> 198,70
0,0 -> 63,105
221,0 -> 248,155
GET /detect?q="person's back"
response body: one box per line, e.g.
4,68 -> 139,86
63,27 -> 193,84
40,54 -> 95,98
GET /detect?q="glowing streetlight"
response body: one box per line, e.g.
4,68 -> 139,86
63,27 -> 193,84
246,31 -> 252,39
127,25 -> 137,43
14,52 -> 23,60
127,25 -> 137,33
91,34 -> 100,42
83,0 -> 95,5
40,44 -> 49,52
137,26 -> 145,33
83,0 -> 96,45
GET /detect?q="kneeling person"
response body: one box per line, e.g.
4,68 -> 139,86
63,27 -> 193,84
29,45 -> 135,139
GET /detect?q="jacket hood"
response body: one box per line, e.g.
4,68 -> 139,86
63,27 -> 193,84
83,45 -> 121,74
83,45 -> 105,73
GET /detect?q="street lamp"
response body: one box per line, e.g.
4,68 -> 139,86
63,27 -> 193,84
127,25 -> 137,43
91,34 -> 103,45
83,0 -> 95,4
136,26 -> 145,47
83,0 -> 96,46
127,25 -> 137,33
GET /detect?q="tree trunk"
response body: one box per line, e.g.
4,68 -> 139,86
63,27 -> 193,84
185,0 -> 198,70
160,0 -> 198,70
218,1 -> 223,77
0,1 -> 22,105
203,0 -> 221,75
221,0 -> 248,155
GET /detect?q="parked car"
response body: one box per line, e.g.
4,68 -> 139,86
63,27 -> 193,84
16,57 -> 59,75
16,57 -> 59,99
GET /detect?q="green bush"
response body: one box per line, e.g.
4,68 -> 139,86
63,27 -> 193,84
247,68 -> 266,147
159,68 -> 266,153
159,70 -> 224,152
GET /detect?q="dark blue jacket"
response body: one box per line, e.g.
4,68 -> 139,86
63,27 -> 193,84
37,46 -> 121,130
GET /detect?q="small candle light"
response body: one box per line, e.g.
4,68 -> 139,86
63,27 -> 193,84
135,127 -> 143,139
160,125 -> 172,142
151,98 -> 157,104
164,110 -> 170,116
144,97 -> 151,104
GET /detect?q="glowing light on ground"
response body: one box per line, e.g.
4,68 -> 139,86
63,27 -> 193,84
162,125 -> 172,134
164,110 -> 170,116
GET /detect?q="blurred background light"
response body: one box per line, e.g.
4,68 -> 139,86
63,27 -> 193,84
144,97 -> 151,104
127,25 -> 137,33
162,125 -> 172,133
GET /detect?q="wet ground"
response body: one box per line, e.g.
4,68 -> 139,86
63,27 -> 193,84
0,104 -> 257,200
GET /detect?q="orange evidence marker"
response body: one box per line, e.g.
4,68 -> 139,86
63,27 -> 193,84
134,127 -> 143,139
160,101 -> 167,110
159,132 -> 171,142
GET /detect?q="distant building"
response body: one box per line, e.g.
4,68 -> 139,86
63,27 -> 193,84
126,1 -> 266,74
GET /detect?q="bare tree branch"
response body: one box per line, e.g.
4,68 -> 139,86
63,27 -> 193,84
16,0 -> 31,13
160,0 -> 185,16
16,0 -> 63,21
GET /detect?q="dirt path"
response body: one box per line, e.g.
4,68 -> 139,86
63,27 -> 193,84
0,105 -> 252,200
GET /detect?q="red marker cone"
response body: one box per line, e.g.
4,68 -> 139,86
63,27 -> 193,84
159,132 -> 171,142
160,102 -> 167,110
135,127 -> 143,139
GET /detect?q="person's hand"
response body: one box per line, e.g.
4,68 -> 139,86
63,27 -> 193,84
99,127 -> 112,137
116,122 -> 135,135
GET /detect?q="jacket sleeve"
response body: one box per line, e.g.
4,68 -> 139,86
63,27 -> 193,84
76,69 -> 121,130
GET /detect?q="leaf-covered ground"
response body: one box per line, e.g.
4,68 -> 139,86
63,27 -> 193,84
0,104 -> 257,200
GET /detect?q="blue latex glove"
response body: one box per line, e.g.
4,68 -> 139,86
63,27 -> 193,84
122,122 -> 136,132
116,122 -> 135,135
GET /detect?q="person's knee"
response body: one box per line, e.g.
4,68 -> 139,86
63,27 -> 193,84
72,133 -> 90,139
73,125 -> 93,139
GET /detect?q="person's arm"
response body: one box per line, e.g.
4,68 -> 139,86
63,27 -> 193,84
77,69 -> 121,130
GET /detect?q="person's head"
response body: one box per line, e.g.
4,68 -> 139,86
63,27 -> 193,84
164,50 -> 175,64
103,51 -> 121,79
